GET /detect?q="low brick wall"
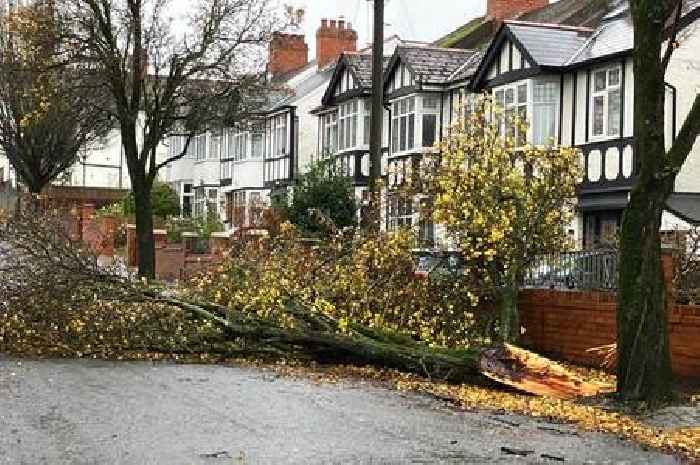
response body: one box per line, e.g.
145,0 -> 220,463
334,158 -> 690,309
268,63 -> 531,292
519,289 -> 700,380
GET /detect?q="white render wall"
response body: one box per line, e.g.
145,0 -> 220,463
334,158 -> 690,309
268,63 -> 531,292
667,22 -> 700,193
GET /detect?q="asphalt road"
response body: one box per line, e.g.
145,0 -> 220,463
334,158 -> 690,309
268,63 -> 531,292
0,357 -> 686,465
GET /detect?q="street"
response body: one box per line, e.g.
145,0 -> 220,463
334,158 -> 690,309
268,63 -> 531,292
0,357 -> 685,465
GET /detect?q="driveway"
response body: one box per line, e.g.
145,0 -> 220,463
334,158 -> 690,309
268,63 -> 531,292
0,357 -> 686,465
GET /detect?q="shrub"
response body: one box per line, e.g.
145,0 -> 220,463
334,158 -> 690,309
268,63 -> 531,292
122,181 -> 180,219
275,161 -> 357,236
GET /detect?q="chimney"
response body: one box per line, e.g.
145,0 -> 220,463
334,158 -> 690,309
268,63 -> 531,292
268,31 -> 309,78
487,0 -> 548,22
316,17 -> 358,69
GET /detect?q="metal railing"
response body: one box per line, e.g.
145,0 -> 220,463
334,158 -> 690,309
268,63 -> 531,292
524,250 -> 618,291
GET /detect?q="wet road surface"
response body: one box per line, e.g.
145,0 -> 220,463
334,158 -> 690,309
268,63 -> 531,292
0,357 -> 685,465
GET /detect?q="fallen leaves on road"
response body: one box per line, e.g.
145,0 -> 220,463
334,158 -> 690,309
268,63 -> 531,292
232,359 -> 699,460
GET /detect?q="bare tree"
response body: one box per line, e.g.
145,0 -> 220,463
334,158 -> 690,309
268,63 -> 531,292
617,0 -> 700,404
0,1 -> 112,196
59,0 -> 277,277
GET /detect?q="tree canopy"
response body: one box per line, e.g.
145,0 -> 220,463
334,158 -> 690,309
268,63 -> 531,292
424,96 -> 581,341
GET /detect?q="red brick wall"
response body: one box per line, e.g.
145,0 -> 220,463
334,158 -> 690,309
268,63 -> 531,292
316,19 -> 357,69
487,0 -> 547,21
519,290 -> 700,380
268,32 -> 308,77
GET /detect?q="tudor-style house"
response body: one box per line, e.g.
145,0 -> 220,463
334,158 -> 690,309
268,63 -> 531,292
469,1 -> 700,247
312,52 -> 375,203
381,45 -> 481,244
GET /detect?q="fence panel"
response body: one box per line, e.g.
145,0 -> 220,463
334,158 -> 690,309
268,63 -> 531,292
524,250 -> 618,291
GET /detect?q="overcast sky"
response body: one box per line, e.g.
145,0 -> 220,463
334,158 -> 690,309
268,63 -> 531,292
295,0 -> 486,51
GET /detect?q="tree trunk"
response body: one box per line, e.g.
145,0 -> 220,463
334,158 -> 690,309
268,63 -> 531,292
133,179 -> 155,279
499,280 -> 520,343
617,0 -> 675,404
617,192 -> 673,403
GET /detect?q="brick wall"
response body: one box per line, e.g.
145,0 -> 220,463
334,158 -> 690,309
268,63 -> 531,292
487,0 -> 548,22
316,19 -> 357,69
519,290 -> 700,380
268,32 -> 308,77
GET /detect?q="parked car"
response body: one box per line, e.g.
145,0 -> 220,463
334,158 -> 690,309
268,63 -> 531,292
413,249 -> 466,278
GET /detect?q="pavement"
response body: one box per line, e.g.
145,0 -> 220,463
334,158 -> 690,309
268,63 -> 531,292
0,357 -> 687,465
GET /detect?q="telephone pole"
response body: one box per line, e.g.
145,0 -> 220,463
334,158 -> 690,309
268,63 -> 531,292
368,0 -> 384,231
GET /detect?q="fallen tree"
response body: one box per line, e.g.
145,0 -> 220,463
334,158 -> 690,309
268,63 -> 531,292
0,212 -> 611,397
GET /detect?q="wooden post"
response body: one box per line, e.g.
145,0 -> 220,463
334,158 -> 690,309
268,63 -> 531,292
368,0 -> 384,231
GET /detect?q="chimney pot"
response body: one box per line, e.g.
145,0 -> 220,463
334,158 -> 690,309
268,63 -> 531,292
321,18 -> 328,28
316,19 -> 357,68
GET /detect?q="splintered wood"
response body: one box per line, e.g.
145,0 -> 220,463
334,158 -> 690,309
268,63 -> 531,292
479,344 -> 614,399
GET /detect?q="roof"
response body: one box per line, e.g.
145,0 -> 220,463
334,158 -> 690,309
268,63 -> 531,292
507,22 -> 593,67
343,53 -> 392,89
263,62 -> 335,112
393,45 -> 480,84
666,193 -> 700,225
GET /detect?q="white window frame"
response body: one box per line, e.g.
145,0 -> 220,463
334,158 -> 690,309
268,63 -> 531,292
390,95 -> 416,156
387,194 -> 414,231
492,78 -> 560,147
272,114 -> 288,158
420,94 -> 441,149
193,134 -> 207,161
322,111 -> 338,156
338,100 -> 359,152
590,65 -> 622,140
233,130 -> 248,162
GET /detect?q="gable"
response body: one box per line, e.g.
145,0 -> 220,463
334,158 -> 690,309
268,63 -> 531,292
384,56 -> 416,95
475,26 -> 538,87
322,56 -> 362,106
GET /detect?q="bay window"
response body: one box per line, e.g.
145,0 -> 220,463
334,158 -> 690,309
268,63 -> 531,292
232,191 -> 246,226
391,96 -> 416,154
591,66 -> 621,138
221,161 -> 231,180
338,100 -> 358,151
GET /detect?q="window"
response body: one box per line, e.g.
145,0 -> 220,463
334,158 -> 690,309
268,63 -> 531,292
209,131 -> 221,160
232,191 -> 246,226
338,100 -> 358,151
591,67 -> 622,138
194,134 -> 207,161
422,94 -> 440,148
251,132 -> 263,159
388,194 -> 413,231
221,161 -> 230,179
363,99 -> 371,146
322,112 -> 338,155
391,96 -> 415,154
169,135 -> 185,159
272,114 -> 288,157
249,191 -> 263,226
494,83 -> 528,144
233,131 -> 248,161
532,81 -> 559,146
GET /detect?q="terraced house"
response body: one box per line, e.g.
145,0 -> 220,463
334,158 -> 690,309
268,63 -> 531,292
469,0 -> 700,246
166,0 -> 700,245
